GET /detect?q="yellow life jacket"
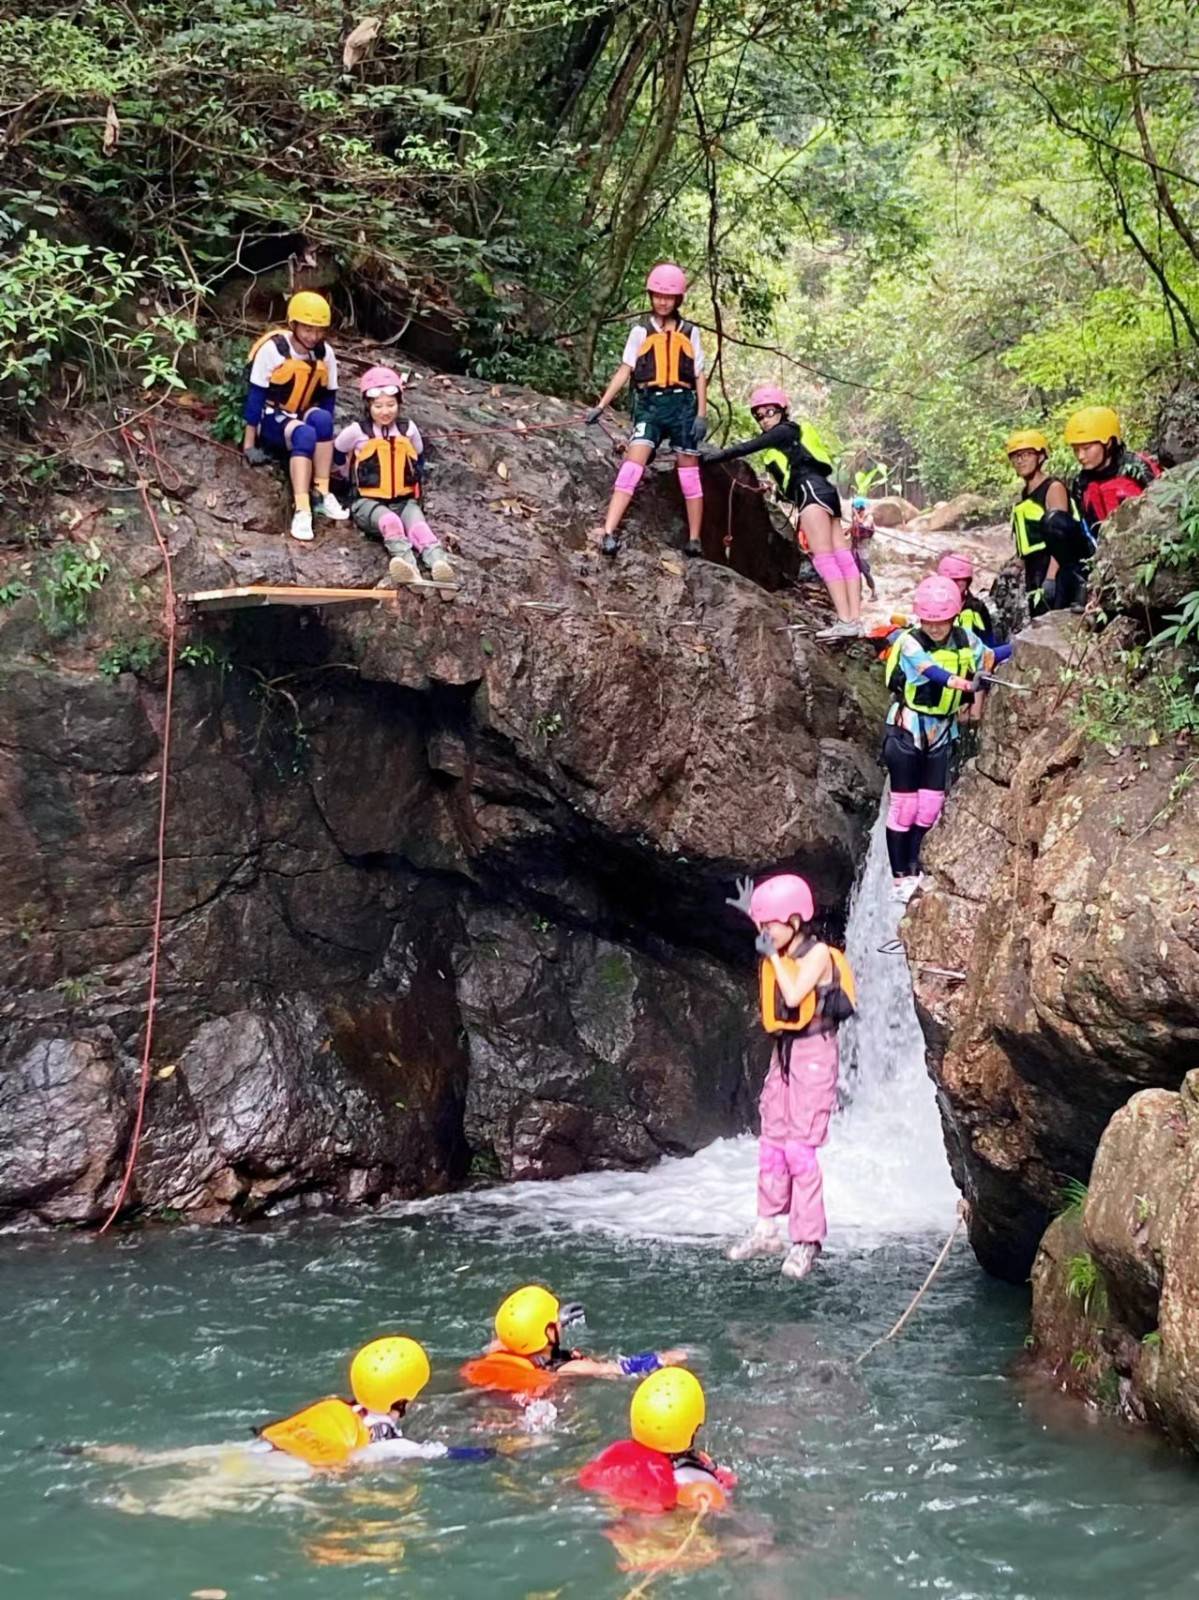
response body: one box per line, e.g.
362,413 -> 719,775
257,1396 -> 370,1468
247,329 -> 328,417
632,320 -> 697,389
351,431 -> 420,500
884,626 -> 975,718
957,604 -> 987,636
759,420 -> 834,498
1011,476 -> 1079,557
759,946 -> 856,1034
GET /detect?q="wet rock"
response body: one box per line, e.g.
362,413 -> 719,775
909,493 -> 993,533
867,495 -> 920,528
1092,468 -> 1199,618
905,611 -> 1199,1280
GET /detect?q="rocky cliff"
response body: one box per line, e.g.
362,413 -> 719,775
904,483 -> 1199,1282
0,368 -> 883,1225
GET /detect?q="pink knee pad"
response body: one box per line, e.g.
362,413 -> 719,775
811,551 -> 842,583
404,514 -> 435,551
378,511 -> 404,541
614,460 -> 645,495
759,1140 -> 789,1175
784,1141 -> 818,1175
678,464 -> 703,501
916,789 -> 945,828
833,547 -> 859,579
887,790 -> 919,830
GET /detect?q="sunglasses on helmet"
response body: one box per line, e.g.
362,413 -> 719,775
364,383 -> 403,399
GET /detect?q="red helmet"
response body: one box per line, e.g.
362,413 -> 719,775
913,574 -> 963,623
749,384 -> 789,412
359,365 -> 405,397
937,552 -> 973,581
749,873 -> 814,926
646,262 -> 687,298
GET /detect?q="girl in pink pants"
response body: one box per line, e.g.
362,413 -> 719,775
724,872 -> 856,1280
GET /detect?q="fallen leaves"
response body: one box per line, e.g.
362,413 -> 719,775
103,104 -> 120,153
342,16 -> 380,69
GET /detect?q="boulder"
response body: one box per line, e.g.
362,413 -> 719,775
909,493 -> 993,533
867,494 -> 920,528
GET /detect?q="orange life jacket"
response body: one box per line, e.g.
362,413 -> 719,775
257,1396 -> 370,1467
759,946 -> 856,1034
632,320 -> 698,390
459,1350 -> 557,1395
247,329 -> 328,416
351,432 -> 420,500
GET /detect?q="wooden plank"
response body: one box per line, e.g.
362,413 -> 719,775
182,582 -> 456,613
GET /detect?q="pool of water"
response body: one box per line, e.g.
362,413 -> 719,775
1,1206 -> 1196,1600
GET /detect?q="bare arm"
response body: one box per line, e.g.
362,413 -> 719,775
595,363 -> 632,410
695,372 -> 708,417
769,943 -> 830,1010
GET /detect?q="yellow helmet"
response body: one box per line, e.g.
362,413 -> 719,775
349,1336 -> 430,1412
494,1285 -> 560,1356
286,290 -> 332,328
1004,429 -> 1049,456
1064,406 -> 1119,446
629,1367 -> 705,1455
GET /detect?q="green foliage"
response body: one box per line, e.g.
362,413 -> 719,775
0,578 -> 29,605
34,542 -> 110,636
1057,1178 -> 1089,1221
533,710 -> 564,742
1070,1348 -> 1095,1372
98,635 -> 161,677
178,640 -> 232,673
1065,1252 -> 1108,1321
1142,1330 -> 1162,1348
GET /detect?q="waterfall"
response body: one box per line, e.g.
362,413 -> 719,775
403,802 -> 958,1243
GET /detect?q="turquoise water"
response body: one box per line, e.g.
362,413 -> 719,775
2,1208 -> 1196,1600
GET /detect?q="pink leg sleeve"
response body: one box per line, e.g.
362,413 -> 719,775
401,501 -> 435,551
614,460 -> 644,495
833,547 -> 859,579
378,511 -> 404,542
677,464 -> 703,500
811,551 -> 842,583
916,788 -> 945,828
887,790 -> 919,831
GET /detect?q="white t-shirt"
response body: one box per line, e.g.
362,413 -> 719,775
249,331 -> 339,394
620,316 -> 704,375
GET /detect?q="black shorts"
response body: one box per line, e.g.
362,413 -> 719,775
882,725 -> 950,794
792,473 -> 841,520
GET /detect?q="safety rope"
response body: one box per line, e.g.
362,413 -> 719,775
97,426 -> 179,1233
619,1505 -> 709,1600
852,1206 -> 967,1367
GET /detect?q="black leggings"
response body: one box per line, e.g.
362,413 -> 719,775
1023,518 -> 1092,616
883,726 -> 950,876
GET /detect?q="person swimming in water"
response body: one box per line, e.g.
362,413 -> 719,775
460,1285 -> 688,1395
579,1367 -> 735,1513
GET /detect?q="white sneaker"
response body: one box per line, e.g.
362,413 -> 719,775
423,548 -> 455,584
726,1219 -> 785,1261
289,509 -> 314,541
388,552 -> 419,584
316,491 -> 350,521
780,1242 -> 821,1281
892,876 -> 921,904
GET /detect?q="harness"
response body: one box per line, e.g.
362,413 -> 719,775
885,625 -> 975,718
632,318 -> 698,390
351,427 -> 420,500
247,329 -> 328,417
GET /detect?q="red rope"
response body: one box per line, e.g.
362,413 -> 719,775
98,428 -> 178,1233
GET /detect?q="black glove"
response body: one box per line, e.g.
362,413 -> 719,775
754,930 -> 776,957
699,443 -> 725,462
585,406 -> 603,426
1042,576 -> 1057,607
691,415 -> 708,445
243,445 -> 272,468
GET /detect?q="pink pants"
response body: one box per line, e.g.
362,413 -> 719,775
756,1032 -> 839,1244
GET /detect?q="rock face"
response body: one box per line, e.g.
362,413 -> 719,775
903,608 -> 1199,1281
866,494 -> 920,528
0,369 -> 881,1225
1027,1075 -> 1199,1450
909,492 -> 994,533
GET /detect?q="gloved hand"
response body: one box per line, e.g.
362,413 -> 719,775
243,445 -> 272,467
1042,575 -> 1057,607
585,406 -> 604,426
724,875 -> 755,919
446,1446 -> 496,1463
618,1352 -> 662,1377
691,414 -> 708,445
754,929 -> 776,957
698,442 -> 724,461
413,458 -> 427,483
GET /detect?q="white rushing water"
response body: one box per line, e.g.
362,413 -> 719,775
409,804 -> 959,1246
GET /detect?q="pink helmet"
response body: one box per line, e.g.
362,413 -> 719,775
749,384 -> 789,412
646,262 -> 687,298
937,552 -> 973,581
749,873 -> 815,927
913,574 -> 963,623
359,365 -> 405,396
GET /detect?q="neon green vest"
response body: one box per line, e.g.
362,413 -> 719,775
884,627 -> 976,718
759,421 -> 833,497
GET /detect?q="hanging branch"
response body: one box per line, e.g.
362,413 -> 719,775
1125,0 -> 1199,265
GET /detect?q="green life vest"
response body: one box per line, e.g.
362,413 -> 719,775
1012,477 -> 1078,557
759,421 -> 833,498
884,626 -> 976,718
958,604 -> 987,636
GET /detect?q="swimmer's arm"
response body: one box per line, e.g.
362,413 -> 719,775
768,943 -> 828,1010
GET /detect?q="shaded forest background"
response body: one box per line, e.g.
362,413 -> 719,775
2,0 -> 1198,497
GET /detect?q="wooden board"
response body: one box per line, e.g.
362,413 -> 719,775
182,582 -> 457,613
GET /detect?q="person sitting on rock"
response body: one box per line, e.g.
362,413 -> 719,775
460,1285 -> 688,1395
333,367 -> 454,586
1005,427 -> 1090,616
585,262 -> 707,560
242,291 -> 351,543
703,385 -> 859,639
849,496 -> 878,598
724,873 -> 856,1280
1065,405 -> 1160,540
579,1368 -> 735,1515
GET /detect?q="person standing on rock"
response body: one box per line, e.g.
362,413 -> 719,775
702,386 -> 859,638
334,367 -> 455,586
1065,406 -> 1160,538
585,263 -> 707,560
1005,428 -> 1089,616
242,291 -> 351,542
849,497 -> 878,599
881,574 -> 988,898
724,873 -> 856,1281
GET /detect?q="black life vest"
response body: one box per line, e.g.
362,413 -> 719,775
632,319 -> 698,389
